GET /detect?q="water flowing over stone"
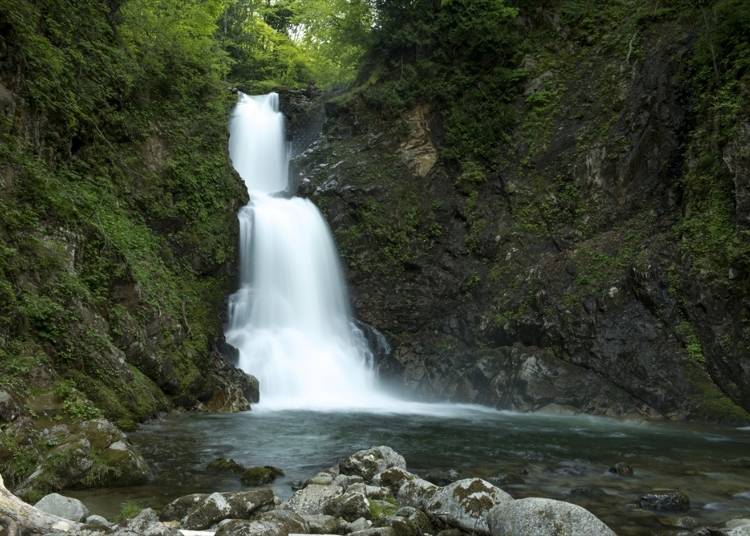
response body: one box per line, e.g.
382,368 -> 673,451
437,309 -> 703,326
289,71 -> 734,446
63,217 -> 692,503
225,92 -> 390,410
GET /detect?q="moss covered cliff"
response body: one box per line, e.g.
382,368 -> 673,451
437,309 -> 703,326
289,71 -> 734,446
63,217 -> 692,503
0,0 -> 257,500
298,0 -> 750,422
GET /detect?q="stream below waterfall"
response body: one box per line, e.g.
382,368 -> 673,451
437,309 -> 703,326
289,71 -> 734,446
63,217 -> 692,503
70,408 -> 750,534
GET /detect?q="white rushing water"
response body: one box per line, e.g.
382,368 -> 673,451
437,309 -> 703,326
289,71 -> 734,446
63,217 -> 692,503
225,92 -> 394,411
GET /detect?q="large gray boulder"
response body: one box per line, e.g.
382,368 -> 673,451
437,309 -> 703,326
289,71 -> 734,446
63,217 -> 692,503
487,497 -> 615,536
215,509 -> 308,536
33,493 -> 89,522
426,479 -> 511,534
339,446 -> 407,482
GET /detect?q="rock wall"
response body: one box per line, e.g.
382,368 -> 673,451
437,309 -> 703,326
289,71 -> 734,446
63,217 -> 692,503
295,2 -> 750,422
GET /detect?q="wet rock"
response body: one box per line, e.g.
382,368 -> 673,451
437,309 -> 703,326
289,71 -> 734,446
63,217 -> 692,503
286,482 -> 344,515
726,518 -> 750,536
208,457 -> 245,474
638,489 -> 690,512
609,462 -> 634,476
340,446 -> 406,482
425,478 -> 512,534
215,510 -> 308,536
204,351 -> 259,412
181,492 -> 232,530
487,497 -> 616,536
569,487 -> 608,498
324,491 -> 370,522
33,493 -> 89,522
240,465 -> 284,486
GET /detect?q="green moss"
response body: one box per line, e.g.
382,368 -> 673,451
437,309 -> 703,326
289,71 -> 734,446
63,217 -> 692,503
369,497 -> 398,520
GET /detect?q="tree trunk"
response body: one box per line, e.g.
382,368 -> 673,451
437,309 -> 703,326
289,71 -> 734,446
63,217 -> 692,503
0,474 -> 79,535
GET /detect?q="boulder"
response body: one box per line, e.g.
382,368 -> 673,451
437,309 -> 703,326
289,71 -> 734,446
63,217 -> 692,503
301,513 -> 343,534
286,483 -> 344,515
637,489 -> 690,512
112,508 -> 181,536
425,478 -> 511,534
340,446 -> 407,482
324,491 -> 370,522
396,478 -> 438,510
487,497 -> 616,536
160,493 -> 208,521
15,438 -> 93,502
241,465 -> 284,486
374,467 -> 416,495
349,528 -> 395,536
0,474 -> 80,534
215,509 -> 308,536
33,493 -> 89,522
387,506 -> 433,536
181,492 -> 232,530
224,489 -> 276,518
85,514 -> 112,528
161,489 -> 275,526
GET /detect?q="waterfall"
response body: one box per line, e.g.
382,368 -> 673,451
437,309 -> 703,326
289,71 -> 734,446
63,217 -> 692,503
225,92 -> 389,410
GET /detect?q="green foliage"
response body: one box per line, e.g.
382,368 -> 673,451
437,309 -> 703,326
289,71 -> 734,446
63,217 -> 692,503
117,500 -> 146,521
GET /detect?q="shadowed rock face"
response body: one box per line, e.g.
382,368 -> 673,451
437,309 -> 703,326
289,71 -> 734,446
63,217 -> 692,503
290,11 -> 750,422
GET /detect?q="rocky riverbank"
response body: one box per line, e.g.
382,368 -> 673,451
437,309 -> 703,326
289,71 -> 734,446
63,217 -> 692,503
3,446 -> 750,536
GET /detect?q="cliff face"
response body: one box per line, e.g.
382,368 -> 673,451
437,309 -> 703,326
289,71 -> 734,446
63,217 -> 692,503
297,1 -> 750,422
0,1 -> 254,500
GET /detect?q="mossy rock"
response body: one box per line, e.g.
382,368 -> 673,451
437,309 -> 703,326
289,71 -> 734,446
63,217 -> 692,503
240,465 -> 284,486
207,457 -> 245,474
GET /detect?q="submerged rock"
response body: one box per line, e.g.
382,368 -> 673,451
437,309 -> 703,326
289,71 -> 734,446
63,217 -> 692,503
487,497 -> 616,536
240,465 -> 284,486
33,493 -> 89,522
637,489 -> 690,512
608,462 -> 634,476
207,457 -> 246,474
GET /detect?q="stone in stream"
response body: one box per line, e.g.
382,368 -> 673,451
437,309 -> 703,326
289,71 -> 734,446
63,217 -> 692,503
396,477 -> 438,509
487,497 -> 616,536
85,514 -> 112,528
424,478 -> 512,535
339,446 -> 407,482
608,461 -> 634,476
208,457 -> 246,474
637,489 -> 690,512
374,467 -> 416,495
33,493 -> 89,522
215,509 -> 308,536
240,465 -> 284,486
